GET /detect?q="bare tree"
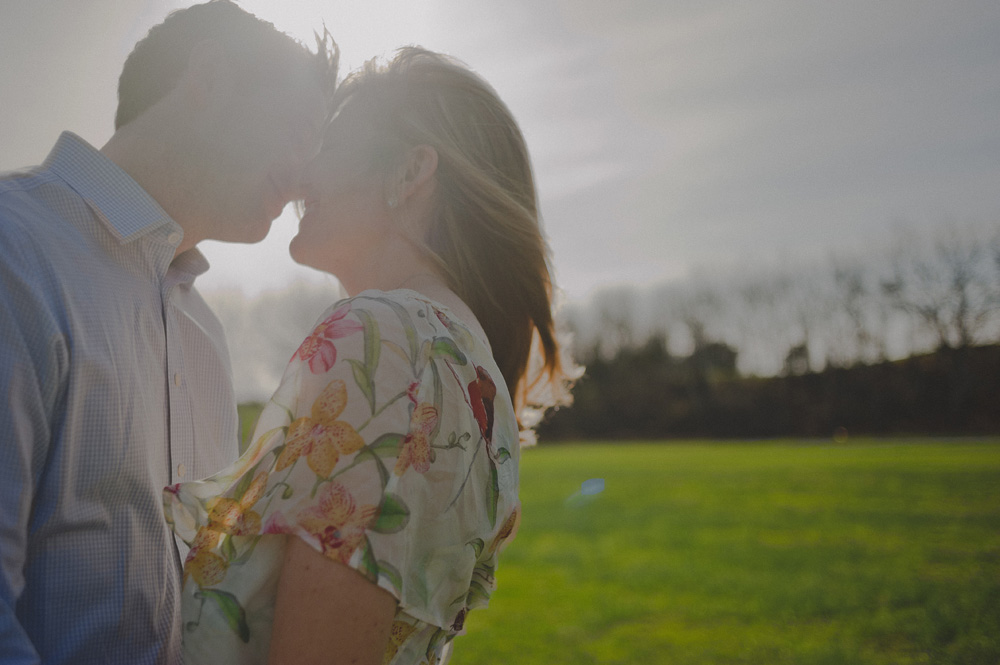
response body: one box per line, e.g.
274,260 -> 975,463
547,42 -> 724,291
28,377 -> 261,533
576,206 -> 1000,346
881,226 -> 1000,350
829,260 -> 887,365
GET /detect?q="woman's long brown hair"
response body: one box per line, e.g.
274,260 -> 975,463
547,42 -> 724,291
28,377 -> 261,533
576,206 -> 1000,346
331,47 -> 570,414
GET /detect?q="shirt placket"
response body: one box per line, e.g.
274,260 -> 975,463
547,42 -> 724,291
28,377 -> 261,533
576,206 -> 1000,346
163,279 -> 195,487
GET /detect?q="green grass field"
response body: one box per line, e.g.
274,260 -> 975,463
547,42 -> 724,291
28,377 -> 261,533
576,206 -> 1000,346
450,440 -> 1000,665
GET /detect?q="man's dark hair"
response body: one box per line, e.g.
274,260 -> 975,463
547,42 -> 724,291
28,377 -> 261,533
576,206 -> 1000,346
115,0 -> 337,129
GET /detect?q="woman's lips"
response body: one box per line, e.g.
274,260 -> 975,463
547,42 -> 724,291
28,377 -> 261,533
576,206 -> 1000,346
301,196 -> 320,216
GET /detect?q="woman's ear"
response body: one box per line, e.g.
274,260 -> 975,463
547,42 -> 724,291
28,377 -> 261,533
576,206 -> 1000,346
400,145 -> 439,201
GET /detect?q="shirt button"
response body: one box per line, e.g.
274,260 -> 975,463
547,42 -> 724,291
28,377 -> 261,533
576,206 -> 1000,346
173,372 -> 182,386
177,463 -> 187,478
167,231 -> 182,245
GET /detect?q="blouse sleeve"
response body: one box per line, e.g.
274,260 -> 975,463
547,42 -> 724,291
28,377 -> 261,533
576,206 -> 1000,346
167,293 -> 518,631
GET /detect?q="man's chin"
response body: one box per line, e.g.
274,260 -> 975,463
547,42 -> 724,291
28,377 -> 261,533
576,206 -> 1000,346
221,219 -> 274,245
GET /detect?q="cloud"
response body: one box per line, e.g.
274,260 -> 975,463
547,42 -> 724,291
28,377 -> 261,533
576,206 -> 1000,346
3,0 -> 998,307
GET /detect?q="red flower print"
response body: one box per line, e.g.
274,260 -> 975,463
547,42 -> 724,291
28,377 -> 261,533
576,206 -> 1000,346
434,308 -> 452,329
395,402 -> 438,476
468,366 -> 496,443
294,303 -> 363,374
433,305 -> 476,349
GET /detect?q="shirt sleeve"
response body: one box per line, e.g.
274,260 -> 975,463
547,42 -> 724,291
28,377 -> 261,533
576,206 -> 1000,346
0,233 -> 66,664
262,294 -> 488,628
164,292 -> 519,637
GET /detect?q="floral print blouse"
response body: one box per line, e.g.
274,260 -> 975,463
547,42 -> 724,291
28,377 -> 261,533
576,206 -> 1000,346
164,290 -> 521,665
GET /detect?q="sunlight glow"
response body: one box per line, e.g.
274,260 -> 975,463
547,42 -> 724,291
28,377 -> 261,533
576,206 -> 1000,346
197,0 -> 484,297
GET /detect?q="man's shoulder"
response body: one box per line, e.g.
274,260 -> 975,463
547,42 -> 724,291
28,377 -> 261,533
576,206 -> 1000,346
0,164 -> 57,197
0,169 -> 83,294
0,181 -> 54,259
0,165 -> 65,229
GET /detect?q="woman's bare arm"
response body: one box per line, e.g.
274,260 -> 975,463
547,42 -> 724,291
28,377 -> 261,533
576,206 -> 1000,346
268,537 -> 397,665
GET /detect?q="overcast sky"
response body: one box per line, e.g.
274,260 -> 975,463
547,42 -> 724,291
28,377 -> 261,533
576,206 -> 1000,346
2,0 -> 998,304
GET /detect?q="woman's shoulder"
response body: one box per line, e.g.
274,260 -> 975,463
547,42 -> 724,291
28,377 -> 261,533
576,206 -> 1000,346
344,288 -> 489,356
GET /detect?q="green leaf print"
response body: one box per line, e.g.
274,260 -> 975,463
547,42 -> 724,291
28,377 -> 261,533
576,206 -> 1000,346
377,560 -> 403,595
426,628 -> 450,659
355,308 -> 381,382
430,361 -> 444,442
344,307 -> 381,415
347,359 -> 375,415
372,296 -> 420,368
200,589 -> 250,643
486,459 -> 499,528
416,338 -> 432,376
359,537 -> 379,583
231,458 -> 264,501
329,444 -> 391,491
430,336 -> 467,365
467,538 -> 485,558
471,561 -> 496,586
359,447 -> 391,490
495,447 -> 511,464
372,492 -> 410,533
221,535 -> 237,562
368,432 -> 404,457
466,580 -> 491,608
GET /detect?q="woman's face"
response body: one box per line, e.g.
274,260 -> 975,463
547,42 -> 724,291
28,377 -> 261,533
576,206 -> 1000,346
289,102 -> 393,276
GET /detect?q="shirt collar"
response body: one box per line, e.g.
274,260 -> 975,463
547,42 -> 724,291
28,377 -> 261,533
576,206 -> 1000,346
167,248 -> 211,287
44,131 -> 177,243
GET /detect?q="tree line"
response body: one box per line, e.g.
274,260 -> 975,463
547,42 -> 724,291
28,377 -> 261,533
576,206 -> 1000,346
541,224 -> 1000,440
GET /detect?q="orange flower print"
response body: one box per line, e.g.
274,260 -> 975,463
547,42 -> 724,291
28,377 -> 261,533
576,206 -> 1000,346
383,620 -> 419,663
467,366 -> 496,443
184,527 -> 227,587
294,303 -> 363,374
489,506 -> 520,554
276,380 -> 365,477
297,482 -> 378,564
394,402 -> 438,476
205,470 -> 270,537
182,470 -> 271,588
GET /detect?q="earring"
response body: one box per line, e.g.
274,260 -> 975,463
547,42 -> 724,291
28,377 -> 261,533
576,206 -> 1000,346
387,195 -> 398,209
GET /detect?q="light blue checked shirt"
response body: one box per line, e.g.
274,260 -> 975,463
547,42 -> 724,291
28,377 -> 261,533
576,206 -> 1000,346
0,133 -> 239,665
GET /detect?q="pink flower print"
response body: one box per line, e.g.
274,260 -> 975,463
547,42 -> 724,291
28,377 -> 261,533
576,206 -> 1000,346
294,303 -> 363,374
406,381 -> 420,406
297,482 -> 378,565
262,510 -> 293,535
434,308 -> 452,329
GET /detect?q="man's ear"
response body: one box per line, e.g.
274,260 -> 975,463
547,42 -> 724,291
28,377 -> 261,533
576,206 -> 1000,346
400,145 -> 439,201
178,40 -> 233,110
